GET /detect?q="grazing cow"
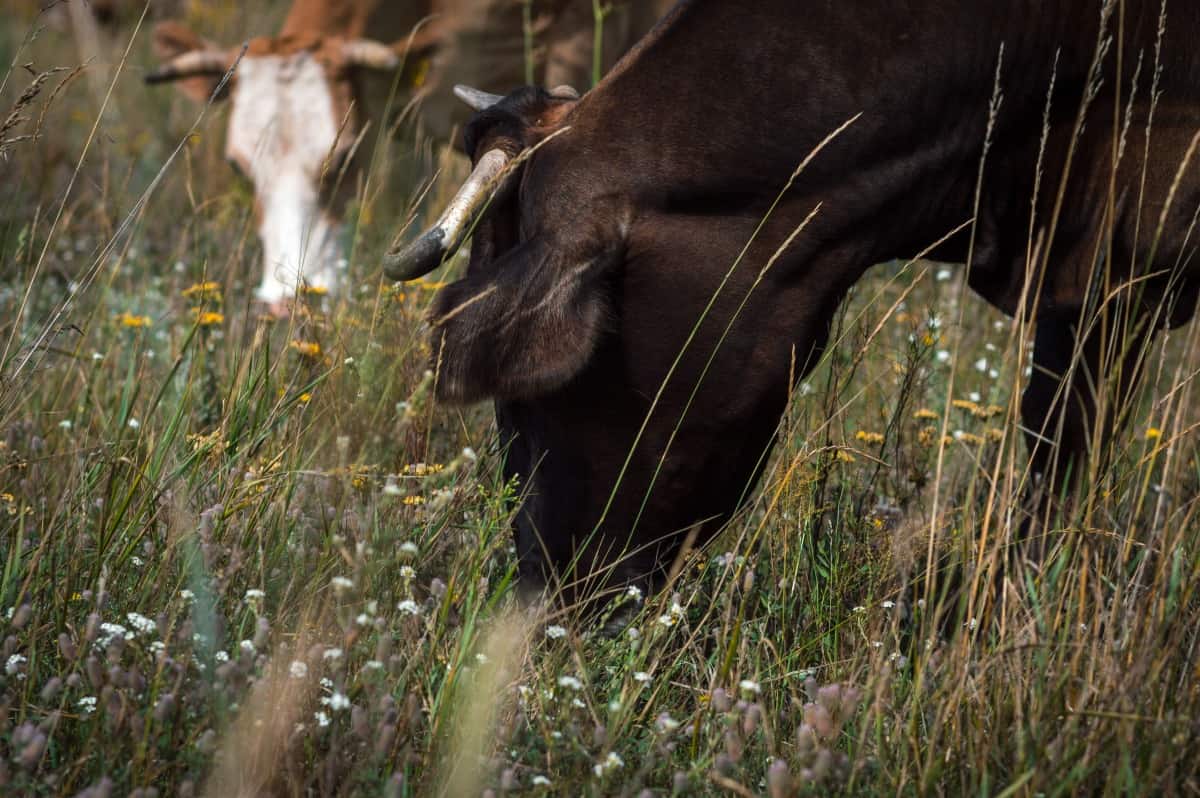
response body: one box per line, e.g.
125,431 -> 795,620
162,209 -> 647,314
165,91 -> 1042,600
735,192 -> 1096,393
144,0 -> 669,313
386,0 -> 1200,600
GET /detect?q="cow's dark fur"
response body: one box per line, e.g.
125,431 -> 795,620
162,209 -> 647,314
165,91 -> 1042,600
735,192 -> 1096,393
426,0 -> 1200,599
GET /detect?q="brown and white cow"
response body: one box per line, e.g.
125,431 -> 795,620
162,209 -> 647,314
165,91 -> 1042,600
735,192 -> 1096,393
145,0 -> 670,312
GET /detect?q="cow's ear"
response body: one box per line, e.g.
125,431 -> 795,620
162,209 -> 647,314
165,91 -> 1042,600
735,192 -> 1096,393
151,21 -> 229,104
428,227 -> 624,403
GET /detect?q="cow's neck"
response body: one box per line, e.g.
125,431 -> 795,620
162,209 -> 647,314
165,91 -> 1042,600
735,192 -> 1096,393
280,0 -> 426,41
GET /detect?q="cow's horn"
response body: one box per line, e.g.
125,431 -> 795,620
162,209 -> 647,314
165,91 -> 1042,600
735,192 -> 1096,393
341,39 -> 400,70
144,49 -> 231,83
550,84 -> 580,99
383,148 -> 511,281
454,84 -> 504,111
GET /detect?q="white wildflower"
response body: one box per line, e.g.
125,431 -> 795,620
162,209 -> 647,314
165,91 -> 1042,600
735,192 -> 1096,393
355,613 -> 372,627
244,588 -> 265,601
974,358 -> 988,372
656,614 -> 677,628
314,711 -> 330,727
656,713 -> 681,732
149,640 -> 166,654
399,542 -> 419,556
532,775 -> 552,787
633,671 -> 652,683
239,640 -> 255,654
881,600 -> 895,609
323,648 -> 343,661
97,622 -> 133,648
214,650 -> 229,663
5,653 -> 27,676
130,556 -> 144,567
127,418 -> 140,429
936,268 -> 953,281
593,751 -> 625,777
330,576 -> 354,591
78,696 -> 97,714
125,612 -> 156,635
557,675 -> 583,691
399,565 -> 416,579
969,391 -> 982,402
936,350 -> 951,363
179,589 -> 195,601
461,446 -> 478,462
545,625 -> 567,640
289,660 -> 308,679
397,599 -> 421,616
738,679 -> 761,695
624,585 -> 643,601
364,660 -> 384,671
328,692 -> 350,711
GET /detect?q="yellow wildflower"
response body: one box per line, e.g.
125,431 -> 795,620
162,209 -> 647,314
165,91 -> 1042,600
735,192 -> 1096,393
298,393 -> 312,404
300,285 -> 328,297
951,399 -> 981,414
289,340 -> 321,358
193,309 -> 225,326
183,281 -> 222,300
1145,427 -> 1162,440
835,450 -> 856,463
985,427 -> 1005,442
917,426 -> 937,446
913,408 -> 938,421
973,404 -> 1004,420
117,312 -> 152,328
854,430 -> 885,445
403,463 -> 446,477
957,432 -> 986,446
402,495 -> 426,506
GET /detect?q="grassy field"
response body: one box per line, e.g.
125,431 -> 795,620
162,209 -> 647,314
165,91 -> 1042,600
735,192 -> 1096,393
2,4 -> 1200,796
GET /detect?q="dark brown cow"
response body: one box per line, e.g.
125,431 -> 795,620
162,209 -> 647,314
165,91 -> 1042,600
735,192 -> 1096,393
145,0 -> 669,311
387,0 -> 1200,600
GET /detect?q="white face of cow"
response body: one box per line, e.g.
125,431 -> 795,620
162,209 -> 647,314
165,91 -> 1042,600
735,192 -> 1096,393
225,53 -> 347,307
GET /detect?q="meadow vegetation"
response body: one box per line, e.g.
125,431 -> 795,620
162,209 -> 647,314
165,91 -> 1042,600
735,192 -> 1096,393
1,3 -> 1198,795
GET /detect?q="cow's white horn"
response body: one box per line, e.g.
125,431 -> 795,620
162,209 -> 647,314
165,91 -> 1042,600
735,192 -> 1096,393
144,49 -> 231,83
454,84 -> 505,111
341,39 -> 400,70
549,84 -> 580,99
383,149 -> 511,281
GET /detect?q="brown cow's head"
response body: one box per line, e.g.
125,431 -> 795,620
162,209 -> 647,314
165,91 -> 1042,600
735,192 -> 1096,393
383,83 -> 626,403
148,22 -> 420,312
